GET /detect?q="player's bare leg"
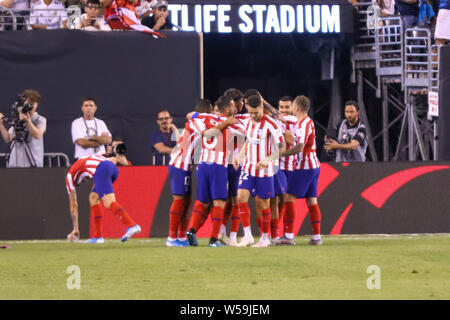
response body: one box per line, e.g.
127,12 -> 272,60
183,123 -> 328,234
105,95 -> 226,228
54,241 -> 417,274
306,197 -> 322,245
236,189 -> 254,247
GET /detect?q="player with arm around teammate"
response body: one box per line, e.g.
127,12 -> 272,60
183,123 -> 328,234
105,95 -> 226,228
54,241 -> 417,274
66,143 -> 141,243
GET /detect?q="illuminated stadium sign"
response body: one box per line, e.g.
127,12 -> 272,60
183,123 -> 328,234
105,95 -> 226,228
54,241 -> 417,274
167,1 -> 353,34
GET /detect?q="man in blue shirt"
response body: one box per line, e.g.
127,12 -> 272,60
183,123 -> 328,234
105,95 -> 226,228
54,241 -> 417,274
395,0 -> 419,29
150,109 -> 177,165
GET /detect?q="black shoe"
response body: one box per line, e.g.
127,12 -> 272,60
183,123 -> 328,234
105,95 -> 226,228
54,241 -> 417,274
187,231 -> 198,246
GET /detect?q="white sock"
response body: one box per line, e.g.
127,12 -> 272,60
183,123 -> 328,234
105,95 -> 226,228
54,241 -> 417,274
178,237 -> 187,241
220,225 -> 226,235
285,233 -> 294,240
312,234 -> 321,241
261,233 -> 270,242
230,232 -> 237,241
243,226 -> 252,238
168,237 -> 176,241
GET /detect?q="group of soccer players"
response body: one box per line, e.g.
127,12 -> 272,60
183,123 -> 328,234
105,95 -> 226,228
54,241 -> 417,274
166,88 -> 323,248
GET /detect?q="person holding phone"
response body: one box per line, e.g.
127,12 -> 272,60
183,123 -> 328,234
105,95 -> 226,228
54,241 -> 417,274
77,0 -> 111,31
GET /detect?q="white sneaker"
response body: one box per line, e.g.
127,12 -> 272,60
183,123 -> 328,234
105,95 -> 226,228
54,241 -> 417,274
237,235 -> 254,247
84,237 -> 104,244
228,239 -> 238,247
251,238 -> 270,248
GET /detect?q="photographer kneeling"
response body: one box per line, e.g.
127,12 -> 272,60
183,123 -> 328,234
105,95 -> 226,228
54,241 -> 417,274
0,90 -> 47,168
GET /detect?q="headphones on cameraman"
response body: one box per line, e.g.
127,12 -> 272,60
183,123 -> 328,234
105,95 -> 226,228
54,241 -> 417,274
113,143 -> 126,156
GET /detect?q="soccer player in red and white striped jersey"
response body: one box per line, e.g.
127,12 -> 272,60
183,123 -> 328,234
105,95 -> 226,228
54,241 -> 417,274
66,148 -> 141,244
189,95 -> 246,247
234,94 -> 285,248
258,95 -> 323,246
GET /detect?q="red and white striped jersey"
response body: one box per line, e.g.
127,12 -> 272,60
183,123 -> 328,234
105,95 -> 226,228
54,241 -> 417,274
192,115 -> 245,167
242,114 -> 284,177
280,114 -> 298,171
294,116 -> 320,170
66,155 -> 109,194
226,114 -> 249,164
169,113 -> 217,171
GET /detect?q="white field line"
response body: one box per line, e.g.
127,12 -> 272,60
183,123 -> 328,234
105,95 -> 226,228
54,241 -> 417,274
2,233 -> 450,244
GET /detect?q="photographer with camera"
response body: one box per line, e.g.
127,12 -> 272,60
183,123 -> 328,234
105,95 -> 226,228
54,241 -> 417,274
77,0 -> 111,31
324,100 -> 368,162
0,90 -> 47,168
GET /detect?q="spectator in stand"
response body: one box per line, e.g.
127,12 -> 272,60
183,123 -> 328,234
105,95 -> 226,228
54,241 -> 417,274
395,0 -> 419,29
77,0 -> 111,30
375,0 -> 395,17
141,0 -> 173,31
30,0 -> 68,29
435,0 -> 450,44
151,109 -> 177,165
136,0 -> 156,19
0,0 -> 29,30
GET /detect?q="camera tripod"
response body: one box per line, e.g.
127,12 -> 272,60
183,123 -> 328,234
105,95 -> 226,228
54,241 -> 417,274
6,135 -> 37,168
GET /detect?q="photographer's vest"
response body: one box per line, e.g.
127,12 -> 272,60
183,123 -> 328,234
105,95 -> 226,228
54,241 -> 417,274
335,119 -> 368,162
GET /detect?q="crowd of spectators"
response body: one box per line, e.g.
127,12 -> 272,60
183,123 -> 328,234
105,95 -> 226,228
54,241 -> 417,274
0,0 -> 174,31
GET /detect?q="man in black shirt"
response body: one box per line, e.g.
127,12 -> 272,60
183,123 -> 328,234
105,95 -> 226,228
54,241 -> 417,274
141,0 -> 174,31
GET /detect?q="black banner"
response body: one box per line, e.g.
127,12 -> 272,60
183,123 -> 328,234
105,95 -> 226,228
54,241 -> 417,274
168,0 -> 353,34
0,30 -> 201,165
438,46 -> 450,160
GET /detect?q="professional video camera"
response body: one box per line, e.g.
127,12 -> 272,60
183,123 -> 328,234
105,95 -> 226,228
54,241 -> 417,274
2,94 -> 33,143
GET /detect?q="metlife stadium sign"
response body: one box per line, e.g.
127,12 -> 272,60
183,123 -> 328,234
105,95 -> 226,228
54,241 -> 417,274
167,0 -> 353,34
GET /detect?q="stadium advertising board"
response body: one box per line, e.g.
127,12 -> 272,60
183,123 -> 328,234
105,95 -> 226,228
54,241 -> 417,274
167,0 -> 354,34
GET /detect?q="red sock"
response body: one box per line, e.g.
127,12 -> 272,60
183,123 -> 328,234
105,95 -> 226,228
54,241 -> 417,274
271,218 -> 280,238
308,204 -> 322,235
109,201 -> 136,228
261,208 -> 271,234
188,200 -> 207,232
222,201 -> 232,226
238,202 -> 251,228
211,206 -> 224,239
91,203 -> 104,238
279,202 -> 285,232
284,201 -> 296,234
256,217 -> 263,233
168,198 -> 185,239
177,198 -> 191,239
230,205 -> 240,233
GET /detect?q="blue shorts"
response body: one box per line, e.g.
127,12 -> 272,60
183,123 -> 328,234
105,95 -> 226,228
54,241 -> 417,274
196,163 -> 228,203
169,165 -> 192,196
92,160 -> 119,198
286,168 -> 320,199
238,171 -> 274,199
273,169 -> 287,196
227,164 -> 241,198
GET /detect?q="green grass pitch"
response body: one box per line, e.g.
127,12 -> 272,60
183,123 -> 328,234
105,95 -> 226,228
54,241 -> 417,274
0,234 -> 449,300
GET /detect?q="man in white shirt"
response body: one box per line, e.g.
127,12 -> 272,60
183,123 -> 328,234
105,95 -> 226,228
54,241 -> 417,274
30,0 -> 68,29
77,0 -> 111,31
71,97 -> 112,159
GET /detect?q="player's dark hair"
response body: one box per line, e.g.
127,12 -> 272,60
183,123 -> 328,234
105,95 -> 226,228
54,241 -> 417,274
195,99 -> 212,113
247,94 -> 262,108
224,88 -> 244,102
293,95 -> 310,113
216,95 -> 233,112
244,89 -> 261,100
279,96 -> 292,102
86,0 -> 100,5
345,100 -> 360,111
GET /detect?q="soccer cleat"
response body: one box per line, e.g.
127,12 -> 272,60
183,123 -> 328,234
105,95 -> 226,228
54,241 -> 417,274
176,239 -> 190,247
120,224 -> 141,242
218,232 -> 233,246
272,236 -> 296,246
228,239 -> 238,247
84,237 -> 104,244
209,240 -> 226,247
237,235 -> 255,247
251,239 -> 270,248
308,238 -> 323,246
166,238 -> 182,247
187,231 -> 198,246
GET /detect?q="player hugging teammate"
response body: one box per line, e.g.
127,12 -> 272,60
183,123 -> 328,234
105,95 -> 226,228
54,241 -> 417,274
166,90 -> 323,248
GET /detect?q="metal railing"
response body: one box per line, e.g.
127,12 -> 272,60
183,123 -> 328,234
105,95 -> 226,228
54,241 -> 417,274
430,44 -> 440,92
404,28 -> 432,94
375,16 -> 403,79
0,152 -> 70,167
